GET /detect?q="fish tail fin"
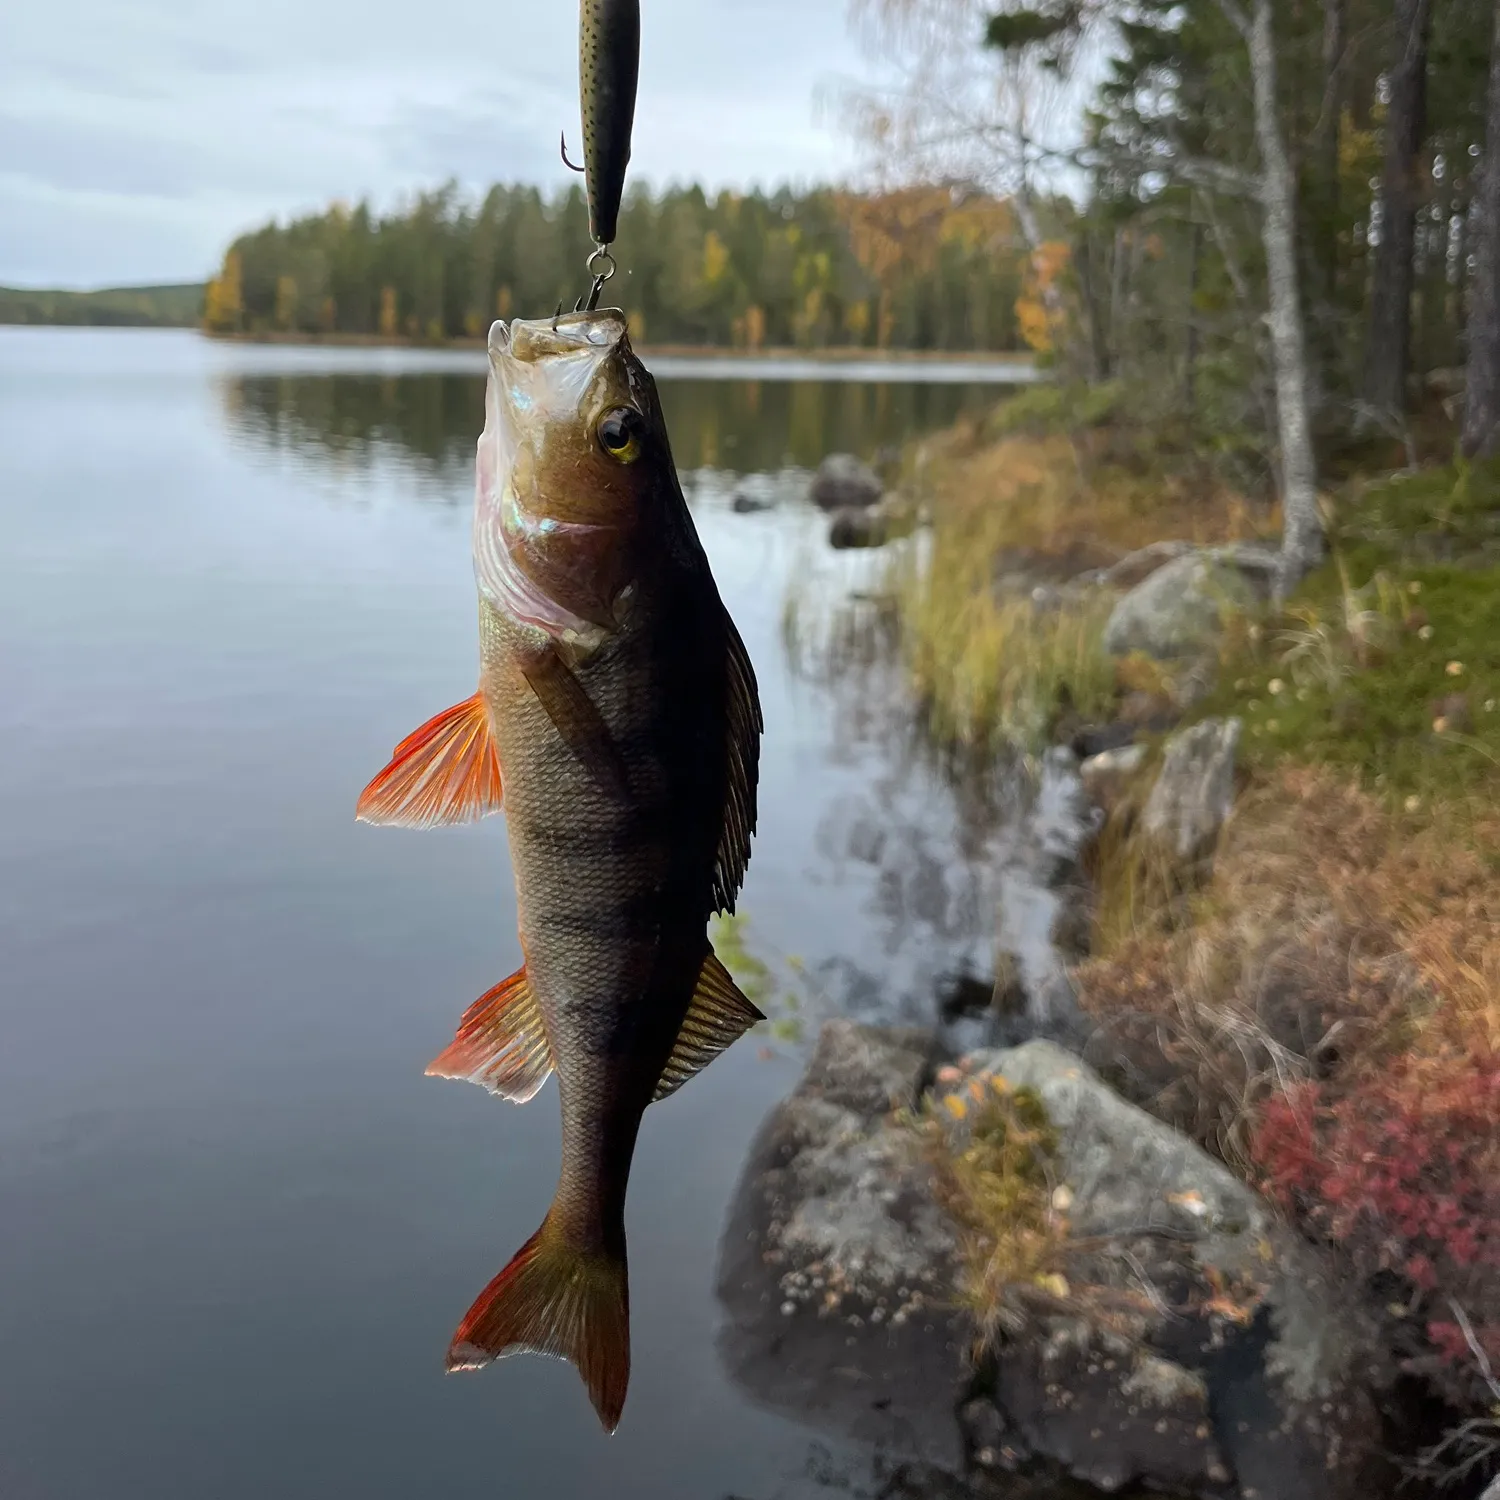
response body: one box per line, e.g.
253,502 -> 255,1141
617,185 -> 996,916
446,1210 -> 630,1433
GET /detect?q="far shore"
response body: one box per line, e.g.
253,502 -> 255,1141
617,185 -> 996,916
199,328 -> 1036,365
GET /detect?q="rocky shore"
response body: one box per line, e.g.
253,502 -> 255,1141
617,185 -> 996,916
718,531 -> 1497,1499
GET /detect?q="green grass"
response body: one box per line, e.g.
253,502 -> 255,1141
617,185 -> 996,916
1195,464 -> 1500,805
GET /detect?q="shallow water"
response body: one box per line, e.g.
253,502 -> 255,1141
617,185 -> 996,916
0,327 -> 1038,1499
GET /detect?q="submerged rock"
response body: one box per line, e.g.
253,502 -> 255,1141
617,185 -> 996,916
828,498 -> 917,551
1102,549 -> 1262,661
811,453 -> 884,511
1141,716 -> 1242,867
732,490 -> 778,514
716,1020 -> 969,1471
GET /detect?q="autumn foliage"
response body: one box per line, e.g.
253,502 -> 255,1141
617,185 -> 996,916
1252,1053 -> 1500,1398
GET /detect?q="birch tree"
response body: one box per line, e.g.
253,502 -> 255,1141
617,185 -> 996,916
1463,2 -> 1500,459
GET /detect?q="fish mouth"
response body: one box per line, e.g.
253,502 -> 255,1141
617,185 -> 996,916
492,309 -> 629,366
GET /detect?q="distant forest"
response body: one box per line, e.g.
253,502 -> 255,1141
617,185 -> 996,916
203,183 -> 1034,351
0,283 -> 203,327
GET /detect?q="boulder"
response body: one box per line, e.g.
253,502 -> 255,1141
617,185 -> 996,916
1102,550 -> 1261,661
828,499 -> 916,551
811,453 -> 883,511
731,490 -> 777,514
715,1021 -> 970,1471
946,1042 -> 1392,1500
829,507 -> 891,549
1077,743 -> 1147,810
1141,716 -> 1241,866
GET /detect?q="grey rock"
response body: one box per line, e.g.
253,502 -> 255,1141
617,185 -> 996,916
731,490 -> 777,514
829,507 -> 890,549
1096,539 -> 1199,589
811,453 -> 883,510
1141,716 -> 1241,866
1479,1477 -> 1500,1500
715,1021 -> 967,1471
1103,550 -> 1261,661
829,497 -> 915,550
1078,743 -> 1147,808
951,1041 -> 1391,1500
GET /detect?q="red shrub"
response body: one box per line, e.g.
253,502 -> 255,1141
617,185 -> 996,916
1251,1053 -> 1500,1398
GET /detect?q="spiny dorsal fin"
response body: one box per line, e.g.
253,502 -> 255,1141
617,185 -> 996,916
356,693 -> 503,828
711,610 -> 762,914
426,967 -> 553,1103
652,950 -> 764,1103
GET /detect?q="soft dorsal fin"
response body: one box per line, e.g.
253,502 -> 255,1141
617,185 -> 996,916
711,610 -> 762,914
356,693 -> 503,828
426,967 -> 554,1103
652,950 -> 764,1103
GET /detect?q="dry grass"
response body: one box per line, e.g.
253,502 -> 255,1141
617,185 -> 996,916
908,1075 -> 1069,1349
894,566 -> 1118,751
880,411 -> 1273,753
1075,764 -> 1500,1165
912,425 -> 1271,562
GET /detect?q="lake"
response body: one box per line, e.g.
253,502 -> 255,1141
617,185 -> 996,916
0,327 -> 1025,1500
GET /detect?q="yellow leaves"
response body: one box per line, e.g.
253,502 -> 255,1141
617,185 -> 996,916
701,230 -> 730,287
1201,1267 -> 1262,1327
839,187 -> 1014,287
744,304 -> 766,351
495,284 -> 513,320
378,285 -> 398,339
202,250 -> 243,332
1014,240 -> 1072,354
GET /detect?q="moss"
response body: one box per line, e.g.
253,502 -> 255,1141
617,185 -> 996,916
982,379 -> 1127,439
1193,465 -> 1500,807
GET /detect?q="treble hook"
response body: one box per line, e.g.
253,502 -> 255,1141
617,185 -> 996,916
560,132 -> 585,174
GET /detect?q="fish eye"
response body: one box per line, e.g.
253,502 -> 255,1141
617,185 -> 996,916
597,408 -> 645,464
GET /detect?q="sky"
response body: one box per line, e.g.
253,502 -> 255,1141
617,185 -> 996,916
0,0 -> 867,288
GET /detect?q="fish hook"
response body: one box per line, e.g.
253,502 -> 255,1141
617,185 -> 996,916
560,132 -> 585,174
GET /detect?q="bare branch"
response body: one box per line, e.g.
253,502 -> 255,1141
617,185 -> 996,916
1214,0 -> 1252,39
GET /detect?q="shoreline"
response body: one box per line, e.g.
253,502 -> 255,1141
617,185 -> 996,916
198,328 -> 1036,365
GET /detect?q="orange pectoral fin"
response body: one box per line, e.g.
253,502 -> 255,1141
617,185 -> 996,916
356,693 -> 503,828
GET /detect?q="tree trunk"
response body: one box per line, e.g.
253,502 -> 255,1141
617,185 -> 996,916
1364,0 -> 1432,420
1245,0 -> 1325,588
1307,0 -> 1344,396
1183,221 -> 1202,411
1463,1 -> 1500,458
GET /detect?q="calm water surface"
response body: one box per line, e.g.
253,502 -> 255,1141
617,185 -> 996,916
0,328 -> 1005,1500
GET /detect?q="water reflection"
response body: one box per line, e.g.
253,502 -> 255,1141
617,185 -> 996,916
219,369 -> 991,479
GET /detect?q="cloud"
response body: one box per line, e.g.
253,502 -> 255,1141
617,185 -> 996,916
0,0 -> 864,287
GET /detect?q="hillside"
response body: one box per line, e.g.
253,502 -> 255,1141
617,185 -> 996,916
0,283 -> 204,328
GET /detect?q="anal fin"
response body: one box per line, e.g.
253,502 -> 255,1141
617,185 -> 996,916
357,693 -> 503,828
426,968 -> 554,1103
652,950 -> 765,1103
